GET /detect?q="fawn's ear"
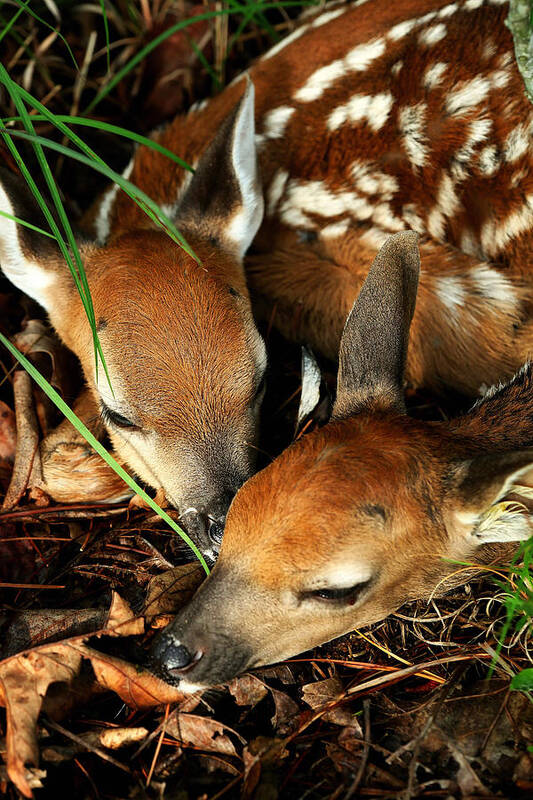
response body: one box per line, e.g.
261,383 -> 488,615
448,450 -> 533,546
0,167 -> 64,310
333,231 -> 420,419
176,80 -> 264,260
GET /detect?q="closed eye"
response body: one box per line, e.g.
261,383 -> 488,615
101,403 -> 139,430
303,580 -> 371,606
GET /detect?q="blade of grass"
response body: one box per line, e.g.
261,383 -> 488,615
0,0 -> 32,47
0,209 -> 55,238
0,333 -> 210,575
11,0 -> 78,70
84,2 -> 315,113
4,128 -> 198,258
99,0 -> 112,73
5,111 -> 194,173
0,67 -> 111,392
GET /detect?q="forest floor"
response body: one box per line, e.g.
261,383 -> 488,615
0,2 -> 532,798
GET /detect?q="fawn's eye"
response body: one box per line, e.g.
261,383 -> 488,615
306,580 -> 371,606
101,404 -> 138,430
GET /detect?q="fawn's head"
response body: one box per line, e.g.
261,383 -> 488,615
151,232 -> 533,689
0,86 -> 265,558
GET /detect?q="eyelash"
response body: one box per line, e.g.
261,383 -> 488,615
307,581 -> 371,605
101,404 -> 138,430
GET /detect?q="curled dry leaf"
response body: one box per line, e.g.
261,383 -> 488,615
79,646 -> 185,709
144,563 -> 205,622
269,686 -> 300,735
166,713 -> 243,756
106,591 -> 144,637
0,592 -> 181,797
228,674 -> 268,709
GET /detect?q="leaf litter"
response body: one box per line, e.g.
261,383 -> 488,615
1,2 -> 533,797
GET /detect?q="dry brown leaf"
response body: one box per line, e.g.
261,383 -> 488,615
144,563 -> 205,621
79,645 -> 185,709
1,608 -> 105,660
0,646 -> 83,797
269,686 -> 300,735
228,674 -> 268,709
301,677 -> 360,728
166,713 -> 240,756
0,400 -> 16,463
106,592 -> 144,637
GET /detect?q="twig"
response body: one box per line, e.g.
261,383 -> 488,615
345,698 -> 371,798
2,370 -> 41,510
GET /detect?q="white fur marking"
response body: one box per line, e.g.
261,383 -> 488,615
434,276 -> 466,315
423,61 -> 448,90
321,220 -> 350,238
261,24 -> 309,61
327,92 -> 393,132
470,265 -> 517,306
267,170 -> 289,216
388,19 -> 416,41
261,105 -> 295,139
398,104 -> 429,169
478,145 -> 500,176
445,77 -> 490,116
418,23 -> 447,46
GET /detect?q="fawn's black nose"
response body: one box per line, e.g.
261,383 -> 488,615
150,634 -> 202,680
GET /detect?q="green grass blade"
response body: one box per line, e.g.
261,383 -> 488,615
0,333 -> 210,575
0,68 -> 111,391
5,110 -> 193,173
4,128 -> 198,259
0,0 -> 32,46
0,209 -> 55,238
98,0 -> 112,73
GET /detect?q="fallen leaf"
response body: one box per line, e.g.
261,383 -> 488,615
106,592 -> 144,637
144,563 -> 205,621
81,646 -> 185,709
269,687 -> 300,735
0,608 -> 105,660
166,713 -> 241,756
228,674 -> 268,709
301,677 -> 360,729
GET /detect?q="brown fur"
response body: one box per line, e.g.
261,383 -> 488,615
106,0 -> 533,397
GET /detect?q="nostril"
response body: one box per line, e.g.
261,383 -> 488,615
165,643 -> 194,670
208,517 -> 224,545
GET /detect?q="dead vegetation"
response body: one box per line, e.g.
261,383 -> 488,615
1,1 -> 532,798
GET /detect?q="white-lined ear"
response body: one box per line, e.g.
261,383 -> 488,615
225,81 -> 263,258
0,168 -> 59,310
176,80 -> 264,260
450,451 -> 533,546
297,346 -> 321,425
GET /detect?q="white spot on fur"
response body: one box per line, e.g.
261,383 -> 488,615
445,77 -> 490,116
434,275 -> 466,315
398,104 -> 429,169
321,220 -> 350,238
267,169 -> 289,216
388,19 -> 416,41
503,123 -> 531,163
294,38 -> 385,103
478,145 -> 500,176
312,563 -> 374,591
327,92 -> 393,132
451,117 -> 492,180
391,61 -> 404,76
351,162 -> 399,198
460,229 -> 482,257
418,11 -> 438,25
438,3 -> 458,17
470,265 -> 518,306
464,0 -> 483,8
418,23 -> 447,46
261,105 -> 295,139
480,196 -> 533,257
423,61 -> 448,90
294,59 -> 346,103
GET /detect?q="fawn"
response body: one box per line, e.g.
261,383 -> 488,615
1,0 -> 532,557
151,231 -> 533,690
